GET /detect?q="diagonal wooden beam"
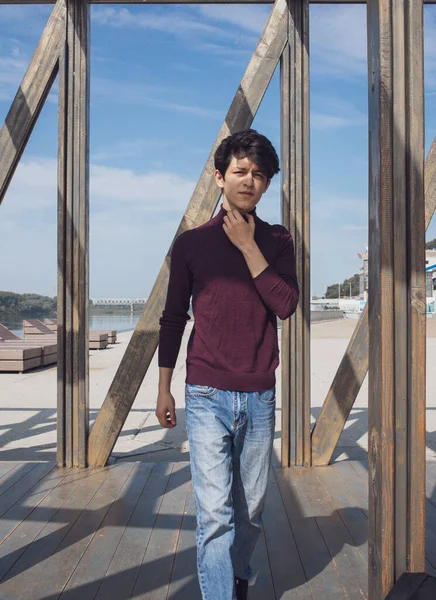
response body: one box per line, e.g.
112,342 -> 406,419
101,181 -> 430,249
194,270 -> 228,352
0,0 -> 66,205
87,0 -> 289,467
311,136 -> 436,467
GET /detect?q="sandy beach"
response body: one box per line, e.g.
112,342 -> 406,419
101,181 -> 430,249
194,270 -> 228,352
0,317 -> 435,464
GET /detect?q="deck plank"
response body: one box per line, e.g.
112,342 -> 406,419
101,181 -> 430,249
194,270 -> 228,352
0,463 -> 55,518
0,468 -> 89,581
23,463 -> 136,599
0,459 -> 434,600
297,468 -> 368,600
0,467 -> 111,600
167,486 -> 201,600
275,467 -> 346,600
249,507 -> 276,600
131,462 -> 191,600
315,465 -> 368,565
0,464 -> 39,499
264,470 -> 309,599
0,466 -> 69,544
0,463 -> 23,482
94,462 -> 174,600
60,462 -> 154,599
333,462 -> 369,515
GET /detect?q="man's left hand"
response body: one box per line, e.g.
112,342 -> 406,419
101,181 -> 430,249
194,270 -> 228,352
223,210 -> 255,252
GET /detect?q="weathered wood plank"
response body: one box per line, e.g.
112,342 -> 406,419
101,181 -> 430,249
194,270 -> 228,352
22,463 -> 135,599
94,462 -> 174,600
0,463 -> 38,499
406,0 -> 426,573
264,470 -> 309,599
57,0 -> 90,468
297,468 -> 368,600
4,0 -> 436,6
311,136 -> 436,468
0,466 -> 68,544
0,0 -> 65,205
249,522 -> 276,600
274,467 -> 346,600
59,462 -> 153,599
280,40 -> 291,470
280,0 -> 310,468
315,465 -> 368,566
131,462 -> 191,600
88,0 -> 290,467
0,463 -> 55,518
167,486 -> 201,600
0,468 -> 88,582
367,0 -> 426,592
0,467 -> 110,597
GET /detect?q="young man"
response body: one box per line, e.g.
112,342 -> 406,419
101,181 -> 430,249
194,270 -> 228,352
156,129 -> 299,600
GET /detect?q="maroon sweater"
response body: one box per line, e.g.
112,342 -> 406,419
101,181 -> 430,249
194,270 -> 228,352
158,205 -> 299,391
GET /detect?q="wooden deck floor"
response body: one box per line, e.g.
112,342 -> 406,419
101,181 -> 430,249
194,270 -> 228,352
0,460 -> 435,600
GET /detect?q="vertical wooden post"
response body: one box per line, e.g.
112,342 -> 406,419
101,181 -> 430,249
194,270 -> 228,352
367,0 -> 426,594
280,0 -> 310,468
57,0 -> 90,468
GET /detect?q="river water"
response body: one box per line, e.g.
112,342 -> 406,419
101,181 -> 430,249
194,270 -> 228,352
2,314 -> 142,337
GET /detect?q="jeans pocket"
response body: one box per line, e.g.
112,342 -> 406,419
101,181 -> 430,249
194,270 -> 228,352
185,384 -> 217,398
256,387 -> 276,404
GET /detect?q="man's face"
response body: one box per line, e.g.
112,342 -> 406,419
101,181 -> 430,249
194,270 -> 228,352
214,155 -> 270,214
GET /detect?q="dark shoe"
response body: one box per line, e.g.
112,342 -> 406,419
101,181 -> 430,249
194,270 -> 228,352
234,577 -> 248,600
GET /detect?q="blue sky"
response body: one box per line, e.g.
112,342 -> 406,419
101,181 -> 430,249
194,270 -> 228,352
1,3 -> 436,298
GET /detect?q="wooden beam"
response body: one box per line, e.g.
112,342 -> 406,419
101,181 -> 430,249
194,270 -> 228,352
0,0 -> 65,205
280,0 -> 310,468
5,0 -> 436,6
87,0 -> 289,467
367,0 -> 425,596
57,0 -> 90,468
310,136 -> 436,468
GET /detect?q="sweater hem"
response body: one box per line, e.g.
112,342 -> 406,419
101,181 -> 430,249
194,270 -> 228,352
186,364 -> 276,392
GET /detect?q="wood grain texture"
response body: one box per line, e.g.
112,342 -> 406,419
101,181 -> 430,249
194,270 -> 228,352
57,0 -> 90,468
4,0 -> 436,6
280,0 -> 310,468
0,0 -> 65,205
311,136 -> 436,468
367,0 -> 425,594
87,0 -> 289,467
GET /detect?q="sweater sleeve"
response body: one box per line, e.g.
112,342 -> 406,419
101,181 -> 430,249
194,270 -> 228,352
252,226 -> 299,320
158,233 -> 192,368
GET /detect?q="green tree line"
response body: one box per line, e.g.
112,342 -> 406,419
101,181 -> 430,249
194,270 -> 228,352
427,238 -> 436,250
0,291 -> 57,319
325,274 -> 360,299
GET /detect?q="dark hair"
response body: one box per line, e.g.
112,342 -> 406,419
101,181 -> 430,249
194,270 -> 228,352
214,129 -> 280,180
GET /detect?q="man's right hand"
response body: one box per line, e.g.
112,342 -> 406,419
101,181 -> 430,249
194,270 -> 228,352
155,392 -> 177,429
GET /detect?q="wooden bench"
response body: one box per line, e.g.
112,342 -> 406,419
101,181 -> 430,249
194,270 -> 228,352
44,319 -> 117,344
23,320 -> 109,350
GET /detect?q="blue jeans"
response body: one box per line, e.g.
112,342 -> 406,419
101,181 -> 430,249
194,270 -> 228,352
185,384 -> 276,600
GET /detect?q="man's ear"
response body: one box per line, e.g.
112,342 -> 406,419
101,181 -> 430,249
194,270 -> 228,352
214,169 -> 225,189
264,178 -> 271,193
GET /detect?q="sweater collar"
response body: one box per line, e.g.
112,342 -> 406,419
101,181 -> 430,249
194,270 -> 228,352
217,204 -> 257,222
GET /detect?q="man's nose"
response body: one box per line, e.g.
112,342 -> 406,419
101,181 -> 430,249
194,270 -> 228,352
242,172 -> 254,186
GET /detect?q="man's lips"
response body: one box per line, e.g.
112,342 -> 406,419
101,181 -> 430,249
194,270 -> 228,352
238,192 -> 254,196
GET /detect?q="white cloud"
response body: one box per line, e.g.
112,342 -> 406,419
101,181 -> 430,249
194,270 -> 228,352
92,6 -> 234,42
91,75 -> 221,119
0,155 -> 199,296
1,156 -> 197,215
311,112 -> 364,130
310,5 -> 367,77
341,224 -> 368,231
194,5 -> 269,35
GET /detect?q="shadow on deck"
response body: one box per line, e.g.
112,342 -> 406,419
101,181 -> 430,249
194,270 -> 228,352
0,460 -> 435,599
